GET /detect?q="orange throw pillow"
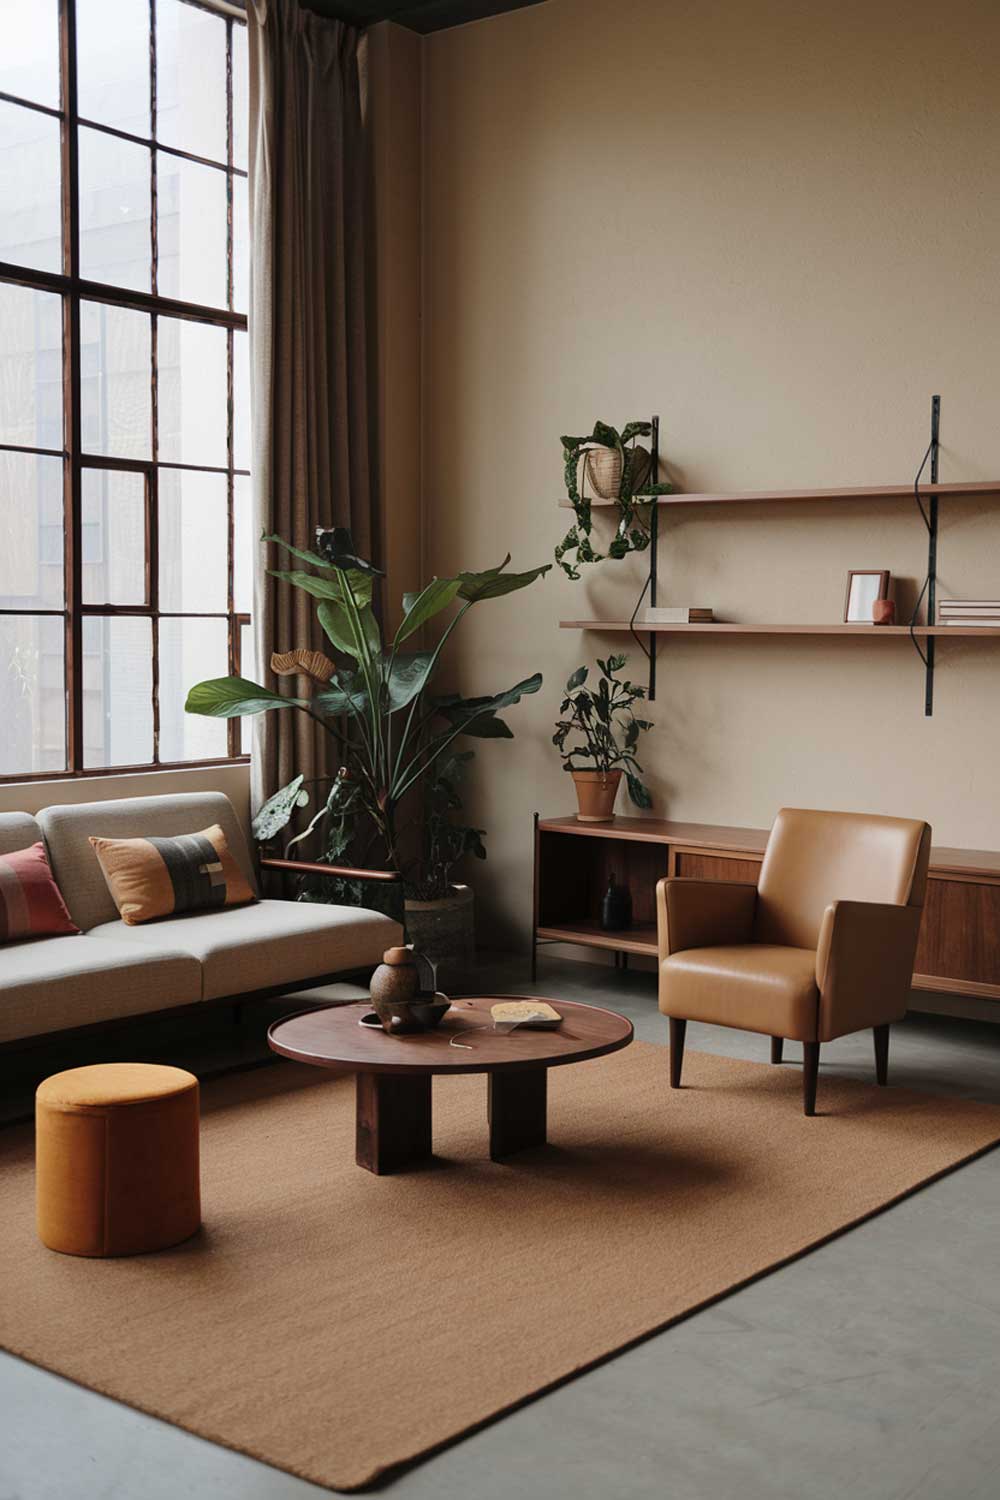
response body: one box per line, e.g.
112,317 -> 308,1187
89,824 -> 256,926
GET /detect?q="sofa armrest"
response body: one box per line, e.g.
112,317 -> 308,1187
656,877 -> 758,963
816,899 -> 923,1041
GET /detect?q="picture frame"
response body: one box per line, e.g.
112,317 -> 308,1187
844,570 -> 890,623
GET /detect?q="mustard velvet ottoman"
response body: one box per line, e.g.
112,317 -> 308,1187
36,1063 -> 201,1257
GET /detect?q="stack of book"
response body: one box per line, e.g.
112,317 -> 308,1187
938,599 -> 1000,627
641,606 -> 714,623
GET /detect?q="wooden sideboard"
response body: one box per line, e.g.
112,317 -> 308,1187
532,814 -> 1000,1021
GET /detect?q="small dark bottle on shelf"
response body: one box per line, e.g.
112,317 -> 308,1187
601,873 -> 632,932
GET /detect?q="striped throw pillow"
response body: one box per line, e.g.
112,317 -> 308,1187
89,824 -> 256,926
0,842 -> 80,942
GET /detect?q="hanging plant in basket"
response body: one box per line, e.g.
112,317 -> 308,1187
555,419 -> 672,579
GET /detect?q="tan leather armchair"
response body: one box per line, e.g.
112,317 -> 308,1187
657,808 -> 931,1115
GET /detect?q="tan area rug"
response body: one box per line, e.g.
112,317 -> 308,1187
3,1042 -> 1000,1492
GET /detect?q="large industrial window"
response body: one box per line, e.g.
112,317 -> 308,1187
0,0 -> 251,779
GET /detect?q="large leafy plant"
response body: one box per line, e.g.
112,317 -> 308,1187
552,654 -> 653,809
185,527 -> 550,884
555,419 -> 672,579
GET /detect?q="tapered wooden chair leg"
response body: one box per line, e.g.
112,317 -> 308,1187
803,1041 -> 820,1116
770,1037 -> 784,1064
873,1024 -> 890,1086
669,1017 -> 687,1088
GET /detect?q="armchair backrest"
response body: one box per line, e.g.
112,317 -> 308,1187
754,807 -> 931,952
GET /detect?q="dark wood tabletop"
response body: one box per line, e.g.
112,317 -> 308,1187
267,995 -> 634,1077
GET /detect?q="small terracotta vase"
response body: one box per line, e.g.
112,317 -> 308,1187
571,769 -> 622,822
369,946 -> 421,1033
872,599 -> 896,626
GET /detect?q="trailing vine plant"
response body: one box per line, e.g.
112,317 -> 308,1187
554,419 -> 672,579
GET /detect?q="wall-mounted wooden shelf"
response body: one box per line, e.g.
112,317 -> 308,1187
557,480 -> 1000,509
558,402 -> 998,713
560,620 -> 1000,638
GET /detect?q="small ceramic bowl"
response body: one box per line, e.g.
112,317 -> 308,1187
369,992 -> 451,1034
410,992 -> 451,1029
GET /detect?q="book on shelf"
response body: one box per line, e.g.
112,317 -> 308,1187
640,606 -> 714,623
938,600 -> 1000,612
939,617 -> 1000,626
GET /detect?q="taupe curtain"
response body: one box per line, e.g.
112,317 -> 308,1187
247,0 -> 374,813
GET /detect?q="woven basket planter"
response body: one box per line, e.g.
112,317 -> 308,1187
577,444 -> 652,501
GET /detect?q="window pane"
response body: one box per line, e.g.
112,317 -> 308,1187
156,0 -> 227,165
0,1 -> 60,110
81,468 -> 146,605
158,468 -> 227,612
157,153 -> 227,309
232,173 -> 248,313
0,99 -> 62,274
158,616 -> 228,762
232,24 -> 248,172
0,281 -> 63,450
79,127 -> 152,293
76,0 -> 151,137
82,615 -> 152,767
0,450 -> 63,609
233,474 -> 252,613
239,618 -> 255,754
157,316 -> 227,467
80,300 -> 152,459
0,614 -> 66,775
233,328 -> 250,470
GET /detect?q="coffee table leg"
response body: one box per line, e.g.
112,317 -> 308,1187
488,1068 -> 547,1160
356,1073 -> 432,1174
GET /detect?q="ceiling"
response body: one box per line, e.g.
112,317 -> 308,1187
302,0 -> 548,34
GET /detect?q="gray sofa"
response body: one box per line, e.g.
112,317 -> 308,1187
0,791 -> 401,1047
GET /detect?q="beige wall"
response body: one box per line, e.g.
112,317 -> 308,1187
421,0 -> 1000,946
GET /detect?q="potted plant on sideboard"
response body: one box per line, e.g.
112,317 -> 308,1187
553,654 -> 653,821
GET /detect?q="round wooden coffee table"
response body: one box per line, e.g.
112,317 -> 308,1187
267,996 -> 633,1174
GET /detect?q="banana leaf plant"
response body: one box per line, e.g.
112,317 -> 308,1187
555,419 -> 673,579
185,527 -> 550,882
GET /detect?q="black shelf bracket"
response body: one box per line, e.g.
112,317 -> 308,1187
925,395 -> 941,716
627,414 -> 661,699
909,394 -> 941,715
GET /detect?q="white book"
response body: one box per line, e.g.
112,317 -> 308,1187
641,606 -> 714,623
940,617 -> 1000,626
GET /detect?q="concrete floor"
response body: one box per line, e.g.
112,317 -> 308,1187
3,954 -> 1000,1499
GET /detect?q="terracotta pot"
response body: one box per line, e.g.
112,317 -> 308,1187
404,884 -> 475,990
872,598 -> 896,626
571,769 -> 622,823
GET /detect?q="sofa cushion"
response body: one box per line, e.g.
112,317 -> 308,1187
0,812 -> 43,858
0,934 -> 203,1045
90,824 -> 256,925
92,899 -> 401,1000
38,792 -> 257,932
0,842 -> 79,942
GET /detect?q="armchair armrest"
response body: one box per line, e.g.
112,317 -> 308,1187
816,899 -> 923,1041
656,877 -> 758,963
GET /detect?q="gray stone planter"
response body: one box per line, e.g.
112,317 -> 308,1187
404,884 -> 475,991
